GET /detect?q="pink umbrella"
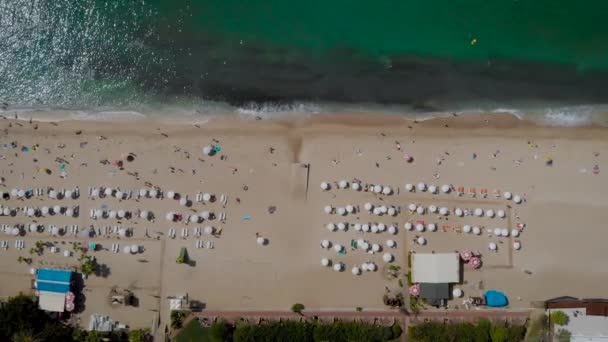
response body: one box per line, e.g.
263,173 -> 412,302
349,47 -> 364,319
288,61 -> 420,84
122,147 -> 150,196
65,301 -> 75,312
65,292 -> 75,302
469,257 -> 482,269
460,249 -> 473,262
409,284 -> 420,296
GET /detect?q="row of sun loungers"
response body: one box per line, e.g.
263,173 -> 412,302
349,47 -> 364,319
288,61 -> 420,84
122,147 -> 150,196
195,240 -> 214,249
14,240 -> 25,250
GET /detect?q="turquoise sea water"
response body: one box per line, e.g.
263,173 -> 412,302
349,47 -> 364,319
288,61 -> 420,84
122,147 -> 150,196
1,0 -> 608,124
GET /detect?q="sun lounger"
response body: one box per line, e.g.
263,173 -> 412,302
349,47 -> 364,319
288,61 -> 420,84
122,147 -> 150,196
469,188 -> 476,197
480,188 -> 488,198
457,186 -> 465,196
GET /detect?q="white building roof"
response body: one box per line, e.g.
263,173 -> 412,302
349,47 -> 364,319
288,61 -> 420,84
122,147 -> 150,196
412,253 -> 460,283
38,291 -> 66,312
549,308 -> 608,341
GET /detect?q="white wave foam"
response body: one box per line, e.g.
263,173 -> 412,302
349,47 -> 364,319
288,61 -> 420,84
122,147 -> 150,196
236,102 -> 321,119
70,110 -> 146,121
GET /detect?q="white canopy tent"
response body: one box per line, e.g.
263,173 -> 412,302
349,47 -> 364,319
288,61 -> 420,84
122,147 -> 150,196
412,253 -> 460,283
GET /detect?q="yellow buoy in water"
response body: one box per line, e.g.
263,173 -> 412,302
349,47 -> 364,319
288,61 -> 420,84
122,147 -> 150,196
470,38 -> 478,45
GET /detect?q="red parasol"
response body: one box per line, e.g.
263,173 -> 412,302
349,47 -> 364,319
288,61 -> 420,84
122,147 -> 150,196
469,257 -> 482,269
460,249 -> 473,261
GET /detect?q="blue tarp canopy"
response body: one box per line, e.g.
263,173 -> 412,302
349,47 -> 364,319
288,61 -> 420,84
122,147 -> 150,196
36,269 -> 72,294
485,290 -> 508,307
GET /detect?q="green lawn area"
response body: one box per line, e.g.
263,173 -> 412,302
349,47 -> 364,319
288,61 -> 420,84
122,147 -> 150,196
174,319 -> 217,342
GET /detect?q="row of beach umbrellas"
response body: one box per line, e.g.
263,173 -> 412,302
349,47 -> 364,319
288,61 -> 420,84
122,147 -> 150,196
408,204 -> 507,218
166,211 -> 214,222
320,181 -> 394,195
0,205 -> 78,217
326,222 -> 399,235
321,259 -> 379,275
321,239 -> 397,250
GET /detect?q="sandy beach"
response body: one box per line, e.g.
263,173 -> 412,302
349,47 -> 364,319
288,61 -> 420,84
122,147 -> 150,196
0,112 -> 606,330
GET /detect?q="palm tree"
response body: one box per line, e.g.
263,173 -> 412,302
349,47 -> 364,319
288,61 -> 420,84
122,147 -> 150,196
12,330 -> 41,342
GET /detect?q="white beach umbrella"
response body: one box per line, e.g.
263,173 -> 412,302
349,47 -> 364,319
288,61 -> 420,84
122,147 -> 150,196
354,223 -> 362,231
41,206 -> 49,215
320,182 -> 330,191
493,228 -> 501,236
205,226 -> 215,235
417,182 -> 426,191
368,263 -> 377,272
321,240 -> 331,248
382,186 -> 392,195
104,188 -> 113,196
204,145 -> 214,156
27,208 -> 35,217
149,189 -> 158,198
351,182 -> 360,191
377,223 -> 386,232
362,224 -> 370,232
91,189 -> 100,197
95,209 -> 103,218
29,224 -> 37,232
405,183 -> 414,192
200,211 -> 210,219
452,288 -> 463,298
513,241 -> 522,250
48,190 -> 57,199
428,205 -> 437,213
351,266 -> 361,275
12,227 -> 20,236
63,250 -> 70,257
17,189 -> 25,198
373,185 -> 382,193
364,203 -> 373,211
203,193 -> 213,202
65,208 -> 74,217
345,205 -> 354,213
408,203 -> 417,212
321,258 -> 330,266
166,191 -> 175,199
463,225 -> 472,233
474,208 -> 484,217
337,207 -> 346,216
51,226 -> 59,235
380,205 -> 388,214
139,189 -> 147,197
454,208 -> 463,217
140,210 -> 149,219
123,246 -> 131,254
361,242 -> 370,251
324,206 -> 333,214
3,208 -> 10,216
130,245 -> 139,254
503,192 -> 512,200
489,242 -> 497,251
190,215 -> 199,223
333,244 -> 343,252
416,223 -> 425,232
416,206 -> 425,215
404,222 -> 413,231
441,185 -> 451,193
373,207 -> 382,215
428,185 -> 437,194
513,195 -> 522,204
333,263 -> 343,272
53,205 -> 62,214
501,228 -> 509,237
427,223 -> 437,232
439,207 -> 449,216
371,224 -> 378,233
118,210 -> 126,219
337,222 -> 346,231
165,212 -> 174,221
386,240 -> 396,248
388,226 -> 397,235
497,210 -> 506,218
388,207 -> 396,216
115,191 -> 124,199
473,226 -> 481,235
372,244 -> 381,252
118,228 -> 127,237
357,239 -> 365,248
10,189 -> 18,197
109,210 -> 117,219
417,236 -> 427,245
179,198 -> 188,206
486,209 -> 495,218
326,223 -> 336,231
65,190 -> 74,199
339,180 -> 348,189
511,229 -> 520,237
361,263 -> 369,272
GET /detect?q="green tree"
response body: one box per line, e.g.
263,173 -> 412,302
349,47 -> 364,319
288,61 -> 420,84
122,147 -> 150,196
556,328 -> 571,342
291,303 -> 305,314
128,328 -> 149,342
490,325 -> 508,342
12,329 -> 41,342
391,322 -> 402,339
170,310 -> 188,329
80,257 -> 97,276
210,320 -> 233,341
473,319 -> 491,342
0,295 -> 50,340
551,311 -> 569,326
38,323 -> 75,342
